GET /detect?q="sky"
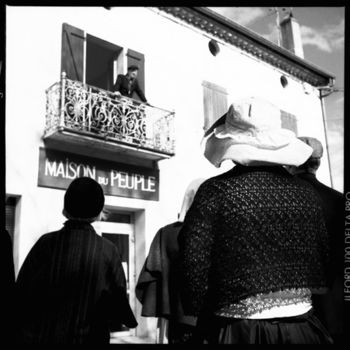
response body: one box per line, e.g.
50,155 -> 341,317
209,7 -> 344,192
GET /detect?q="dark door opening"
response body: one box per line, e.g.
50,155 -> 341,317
102,232 -> 130,333
5,196 -> 18,243
86,34 -> 123,91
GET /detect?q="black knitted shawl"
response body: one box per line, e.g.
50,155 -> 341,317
178,165 -> 330,316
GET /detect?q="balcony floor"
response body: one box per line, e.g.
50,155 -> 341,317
43,128 -> 174,168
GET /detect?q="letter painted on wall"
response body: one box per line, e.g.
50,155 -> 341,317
38,147 -> 159,201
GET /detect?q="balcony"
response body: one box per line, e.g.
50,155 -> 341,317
44,73 -> 175,166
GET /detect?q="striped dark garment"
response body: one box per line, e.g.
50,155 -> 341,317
15,220 -> 137,344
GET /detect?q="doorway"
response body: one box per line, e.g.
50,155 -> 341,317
5,195 -> 19,243
92,211 -> 136,339
86,34 -> 123,91
61,23 -> 145,96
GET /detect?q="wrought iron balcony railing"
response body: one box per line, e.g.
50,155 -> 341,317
45,72 -> 175,156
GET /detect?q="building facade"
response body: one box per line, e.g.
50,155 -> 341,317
6,6 -> 335,342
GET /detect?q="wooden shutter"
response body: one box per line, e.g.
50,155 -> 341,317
281,110 -> 298,134
127,49 -> 145,98
202,81 -> 228,131
61,23 -> 85,82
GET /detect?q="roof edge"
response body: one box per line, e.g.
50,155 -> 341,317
157,7 -> 335,87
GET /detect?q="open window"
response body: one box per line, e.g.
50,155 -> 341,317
61,23 -> 145,99
86,34 -> 123,91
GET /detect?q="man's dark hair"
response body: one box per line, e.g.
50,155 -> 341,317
296,136 -> 323,174
127,65 -> 139,72
298,157 -> 321,173
64,177 -> 105,220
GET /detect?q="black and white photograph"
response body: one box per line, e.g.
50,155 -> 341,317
1,4 -> 349,345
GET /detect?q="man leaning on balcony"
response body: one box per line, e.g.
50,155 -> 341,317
113,65 -> 147,103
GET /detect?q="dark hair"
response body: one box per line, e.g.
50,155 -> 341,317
64,177 -> 105,219
298,157 -> 321,173
128,65 -> 139,72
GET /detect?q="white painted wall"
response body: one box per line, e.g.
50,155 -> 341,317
6,6 -> 332,341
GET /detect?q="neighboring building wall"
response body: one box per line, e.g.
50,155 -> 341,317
6,6 -> 332,339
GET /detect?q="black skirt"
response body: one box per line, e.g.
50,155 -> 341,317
195,309 -> 334,344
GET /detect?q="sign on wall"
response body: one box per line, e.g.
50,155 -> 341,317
38,148 -> 159,201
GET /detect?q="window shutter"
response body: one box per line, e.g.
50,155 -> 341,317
280,110 -> 298,135
127,49 -> 145,99
202,81 -> 228,131
61,23 -> 85,82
